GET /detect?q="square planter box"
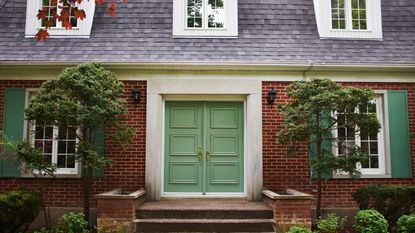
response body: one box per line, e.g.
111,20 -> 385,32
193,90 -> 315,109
96,189 -> 146,233
263,189 -> 313,233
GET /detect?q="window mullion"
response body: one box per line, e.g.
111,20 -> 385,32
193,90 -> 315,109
203,0 -> 207,29
52,126 -> 59,165
346,0 -> 352,30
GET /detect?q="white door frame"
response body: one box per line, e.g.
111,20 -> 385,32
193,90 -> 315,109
145,78 -> 263,201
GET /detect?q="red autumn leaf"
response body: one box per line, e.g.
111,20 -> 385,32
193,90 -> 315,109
75,0 -> 83,4
107,0 -> 116,17
60,8 -> 70,21
73,9 -> 86,20
51,0 -> 58,5
62,20 -> 73,29
96,0 -> 105,5
43,20 -> 54,29
37,10 -> 48,20
35,29 -> 49,41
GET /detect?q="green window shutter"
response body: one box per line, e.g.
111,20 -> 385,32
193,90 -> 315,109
92,127 -> 106,177
388,91 -> 412,178
1,89 -> 26,177
310,111 -> 333,179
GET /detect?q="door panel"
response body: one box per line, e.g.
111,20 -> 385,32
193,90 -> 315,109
164,101 -> 244,193
164,102 -> 203,192
206,102 -> 244,192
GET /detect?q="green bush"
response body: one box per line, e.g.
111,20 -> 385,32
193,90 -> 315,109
0,188 -> 43,233
396,214 -> 415,233
355,209 -> 388,233
316,213 -> 347,233
54,212 -> 88,233
287,225 -> 312,233
34,212 -> 88,233
352,185 -> 415,229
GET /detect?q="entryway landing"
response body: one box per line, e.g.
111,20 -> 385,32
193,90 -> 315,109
134,198 -> 275,232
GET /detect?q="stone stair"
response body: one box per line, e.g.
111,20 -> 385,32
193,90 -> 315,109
134,198 -> 275,232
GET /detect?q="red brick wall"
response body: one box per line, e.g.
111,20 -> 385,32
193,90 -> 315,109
262,81 -> 415,208
0,80 -> 147,207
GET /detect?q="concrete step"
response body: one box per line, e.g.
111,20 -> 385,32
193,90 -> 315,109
134,218 -> 275,232
137,209 -> 273,219
136,199 -> 273,219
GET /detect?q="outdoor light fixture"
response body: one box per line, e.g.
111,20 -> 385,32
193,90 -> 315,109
268,87 -> 277,105
132,88 -> 141,104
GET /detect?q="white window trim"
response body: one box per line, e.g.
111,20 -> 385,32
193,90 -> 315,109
25,0 -> 95,38
333,91 -> 391,178
173,0 -> 238,38
22,89 -> 81,177
313,0 -> 383,40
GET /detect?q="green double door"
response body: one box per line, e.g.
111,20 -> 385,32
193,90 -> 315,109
164,101 -> 244,193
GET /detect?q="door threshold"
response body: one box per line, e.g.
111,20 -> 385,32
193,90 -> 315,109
162,192 -> 246,200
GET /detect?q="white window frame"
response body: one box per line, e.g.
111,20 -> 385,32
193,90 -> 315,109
332,93 -> 390,177
313,0 -> 383,40
23,89 -> 80,176
173,0 -> 238,38
25,0 -> 96,38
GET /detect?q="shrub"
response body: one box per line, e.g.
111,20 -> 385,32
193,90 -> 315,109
287,225 -> 312,233
54,212 -> 88,233
316,213 -> 347,233
0,188 -> 43,233
396,214 -> 415,233
34,212 -> 88,233
355,209 -> 388,233
352,185 -> 415,229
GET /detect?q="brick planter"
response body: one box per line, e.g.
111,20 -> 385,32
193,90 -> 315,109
96,189 -> 146,233
263,189 -> 313,233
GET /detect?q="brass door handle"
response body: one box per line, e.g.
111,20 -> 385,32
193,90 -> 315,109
206,150 -> 210,161
198,147 -> 202,161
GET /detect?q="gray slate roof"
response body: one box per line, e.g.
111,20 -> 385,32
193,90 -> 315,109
0,0 -> 414,65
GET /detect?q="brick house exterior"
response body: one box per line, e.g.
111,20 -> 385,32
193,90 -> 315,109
0,0 -> 414,223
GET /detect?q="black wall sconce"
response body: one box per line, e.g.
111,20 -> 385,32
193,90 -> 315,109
268,87 -> 277,105
132,88 -> 141,104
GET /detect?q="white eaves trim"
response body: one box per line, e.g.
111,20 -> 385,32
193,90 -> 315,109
173,0 -> 238,38
25,0 -> 95,38
313,0 -> 383,40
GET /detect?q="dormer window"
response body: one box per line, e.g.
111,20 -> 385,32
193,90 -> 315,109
25,0 -> 95,38
313,0 -> 382,40
186,0 -> 224,29
173,0 -> 238,38
41,0 -> 78,29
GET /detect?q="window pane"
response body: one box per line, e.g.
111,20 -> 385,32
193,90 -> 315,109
352,0 -> 358,9
44,140 -> 53,154
360,20 -> 367,30
359,0 -> 366,9
331,0 -> 338,8
67,141 -> 76,154
195,18 -> 202,28
45,126 -> 53,139
58,141 -> 67,154
67,155 -> 76,168
57,155 -> 66,168
370,156 -> 379,168
370,142 -> 378,155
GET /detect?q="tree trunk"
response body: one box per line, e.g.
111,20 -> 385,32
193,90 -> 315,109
83,165 -> 93,223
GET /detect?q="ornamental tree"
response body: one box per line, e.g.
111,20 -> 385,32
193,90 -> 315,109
24,62 -> 135,224
277,79 -> 380,219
